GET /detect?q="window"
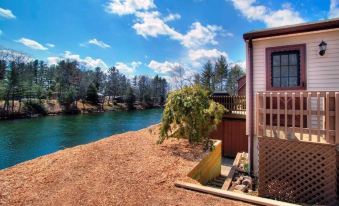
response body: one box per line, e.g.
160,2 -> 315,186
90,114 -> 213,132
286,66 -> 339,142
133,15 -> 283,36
266,44 -> 306,90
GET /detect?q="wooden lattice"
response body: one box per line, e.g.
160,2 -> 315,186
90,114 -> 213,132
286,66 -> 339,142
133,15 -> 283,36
258,137 -> 337,205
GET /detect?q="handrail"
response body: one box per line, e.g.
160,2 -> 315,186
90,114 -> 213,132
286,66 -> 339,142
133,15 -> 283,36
211,95 -> 246,116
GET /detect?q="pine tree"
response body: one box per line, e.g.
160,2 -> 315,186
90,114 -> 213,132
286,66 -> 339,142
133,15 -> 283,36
227,64 -> 245,95
125,86 -> 135,110
86,83 -> 99,104
214,55 -> 228,91
201,60 -> 214,91
0,60 -> 6,80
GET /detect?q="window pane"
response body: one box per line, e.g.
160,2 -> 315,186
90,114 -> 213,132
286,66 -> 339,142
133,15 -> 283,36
281,55 -> 288,65
273,55 -> 280,66
289,77 -> 298,87
289,54 -> 298,65
289,66 -> 298,77
272,66 -> 280,77
281,78 -> 288,87
281,66 -> 289,77
272,78 -> 280,87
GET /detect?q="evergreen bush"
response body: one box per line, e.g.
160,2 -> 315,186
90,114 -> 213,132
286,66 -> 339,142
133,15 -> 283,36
158,85 -> 226,149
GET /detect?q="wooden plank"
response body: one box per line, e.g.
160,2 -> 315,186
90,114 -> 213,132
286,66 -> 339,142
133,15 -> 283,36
284,92 -> 288,139
317,92 -> 321,142
325,92 -> 330,143
256,93 -> 260,136
188,141 -> 221,184
258,109 -> 333,116
258,125 -> 335,136
270,92 -> 273,137
175,181 -> 300,206
292,93 -> 296,138
257,91 -> 336,98
277,93 -> 280,138
300,92 -> 304,140
336,92 -> 339,144
307,92 -> 312,141
263,93 -> 266,137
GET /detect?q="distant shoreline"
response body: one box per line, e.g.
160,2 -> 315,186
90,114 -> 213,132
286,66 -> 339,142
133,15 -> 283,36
0,100 -> 163,121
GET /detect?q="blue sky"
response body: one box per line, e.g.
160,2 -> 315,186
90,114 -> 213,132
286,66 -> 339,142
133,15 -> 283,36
0,0 -> 338,78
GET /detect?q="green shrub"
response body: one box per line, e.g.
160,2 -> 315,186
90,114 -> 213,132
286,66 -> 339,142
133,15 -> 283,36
158,85 -> 226,149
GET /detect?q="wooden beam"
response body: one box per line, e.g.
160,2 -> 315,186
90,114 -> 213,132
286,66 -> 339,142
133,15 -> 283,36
335,92 -> 339,144
175,181 -> 300,206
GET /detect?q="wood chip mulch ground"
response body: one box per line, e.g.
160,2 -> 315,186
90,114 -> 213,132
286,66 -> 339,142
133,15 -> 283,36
0,124 -> 249,205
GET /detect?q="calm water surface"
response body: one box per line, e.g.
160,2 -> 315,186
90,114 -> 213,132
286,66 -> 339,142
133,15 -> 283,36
0,109 -> 163,169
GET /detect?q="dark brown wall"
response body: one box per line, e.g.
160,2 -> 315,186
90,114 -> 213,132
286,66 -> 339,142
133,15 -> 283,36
210,118 -> 248,157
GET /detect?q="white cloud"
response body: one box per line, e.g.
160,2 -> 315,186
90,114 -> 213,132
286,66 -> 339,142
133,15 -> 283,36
133,11 -> 182,39
47,57 -> 60,66
88,38 -> 111,48
148,60 -> 182,74
115,61 -> 142,75
47,51 -> 108,69
106,1 -> 224,49
163,13 -> 181,22
229,0 -> 305,27
0,8 -> 16,19
329,0 -> 339,18
188,48 -> 227,62
105,0 -> 155,15
224,32 -> 234,37
133,12 -> 222,49
180,22 -> 222,48
16,38 -> 48,50
45,43 -> 55,48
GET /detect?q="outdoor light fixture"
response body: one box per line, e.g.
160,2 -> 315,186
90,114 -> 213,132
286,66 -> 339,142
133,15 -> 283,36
318,40 -> 327,56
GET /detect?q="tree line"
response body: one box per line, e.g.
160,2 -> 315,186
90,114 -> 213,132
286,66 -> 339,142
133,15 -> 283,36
0,50 -> 168,117
193,55 -> 245,95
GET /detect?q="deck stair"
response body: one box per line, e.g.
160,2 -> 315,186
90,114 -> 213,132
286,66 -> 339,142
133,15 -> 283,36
206,175 -> 227,189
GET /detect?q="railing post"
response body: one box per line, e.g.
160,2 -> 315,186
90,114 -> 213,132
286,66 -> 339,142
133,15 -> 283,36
335,92 -> 339,144
325,92 -> 330,143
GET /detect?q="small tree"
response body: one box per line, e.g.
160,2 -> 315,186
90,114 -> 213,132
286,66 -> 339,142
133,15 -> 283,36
125,86 -> 135,110
158,85 -> 226,149
86,83 -> 99,104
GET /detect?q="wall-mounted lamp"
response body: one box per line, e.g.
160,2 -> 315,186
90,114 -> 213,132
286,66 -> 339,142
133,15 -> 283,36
319,40 -> 327,56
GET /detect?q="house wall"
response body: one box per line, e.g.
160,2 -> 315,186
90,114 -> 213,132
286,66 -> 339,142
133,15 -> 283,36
246,28 -> 339,175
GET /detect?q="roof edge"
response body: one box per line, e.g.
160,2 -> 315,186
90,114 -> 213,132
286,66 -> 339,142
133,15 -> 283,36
243,18 -> 339,40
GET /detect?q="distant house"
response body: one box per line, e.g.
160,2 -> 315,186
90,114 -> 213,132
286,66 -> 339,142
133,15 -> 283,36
237,75 -> 246,96
243,18 -> 339,204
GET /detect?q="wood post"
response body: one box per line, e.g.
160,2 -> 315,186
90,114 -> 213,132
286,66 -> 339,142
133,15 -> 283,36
335,92 -> 339,144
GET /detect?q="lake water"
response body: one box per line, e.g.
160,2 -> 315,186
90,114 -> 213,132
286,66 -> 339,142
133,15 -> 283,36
0,109 -> 163,170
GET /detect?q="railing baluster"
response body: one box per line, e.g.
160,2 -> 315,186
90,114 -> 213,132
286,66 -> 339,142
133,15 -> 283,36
292,93 -> 295,139
270,92 -> 273,137
284,92 -> 288,139
277,92 -> 280,138
263,93 -> 266,137
307,92 -> 312,141
256,93 -> 260,136
325,92 -> 330,143
335,92 -> 339,144
300,92 -> 304,141
317,92 -> 321,143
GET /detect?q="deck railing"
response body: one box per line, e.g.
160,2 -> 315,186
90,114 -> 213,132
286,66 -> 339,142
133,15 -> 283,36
211,95 -> 246,116
256,91 -> 339,145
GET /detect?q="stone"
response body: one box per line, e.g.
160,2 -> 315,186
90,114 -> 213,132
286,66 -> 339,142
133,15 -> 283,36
234,184 -> 248,192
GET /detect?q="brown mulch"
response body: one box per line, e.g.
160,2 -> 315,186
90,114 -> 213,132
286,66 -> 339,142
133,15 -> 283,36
0,125 -> 249,206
